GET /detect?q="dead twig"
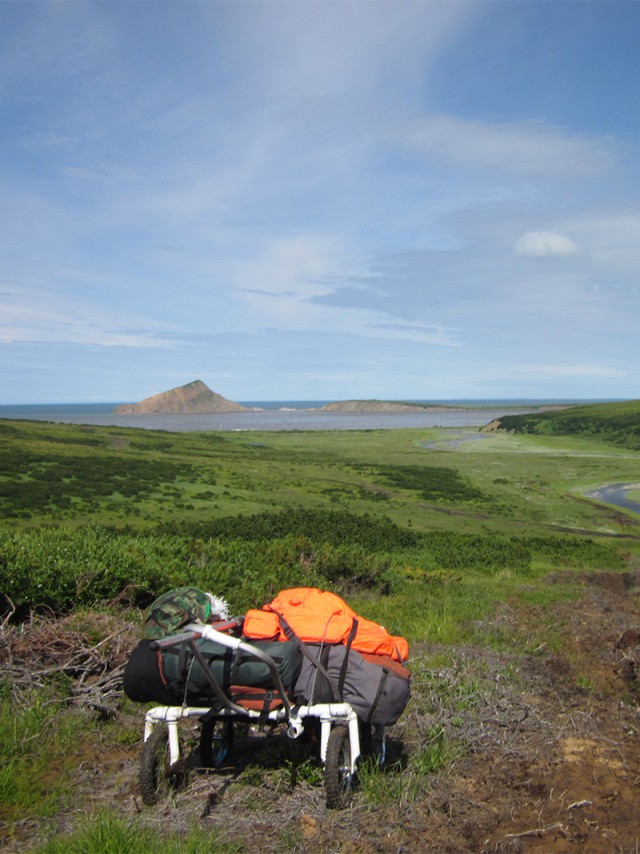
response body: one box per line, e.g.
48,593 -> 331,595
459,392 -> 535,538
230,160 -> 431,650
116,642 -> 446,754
567,800 -> 592,810
0,611 -> 138,709
1,595 -> 16,627
505,822 -> 565,839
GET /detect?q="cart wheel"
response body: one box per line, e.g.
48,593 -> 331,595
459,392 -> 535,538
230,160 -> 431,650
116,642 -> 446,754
199,717 -> 234,768
325,725 -> 355,809
139,726 -> 187,806
360,723 -> 387,768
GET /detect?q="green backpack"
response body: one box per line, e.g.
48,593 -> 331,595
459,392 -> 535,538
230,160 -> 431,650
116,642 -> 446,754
143,587 -> 216,640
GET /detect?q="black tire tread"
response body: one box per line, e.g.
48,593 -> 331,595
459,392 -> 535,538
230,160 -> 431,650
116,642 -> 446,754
139,726 -> 187,806
199,717 -> 234,768
325,724 -> 354,809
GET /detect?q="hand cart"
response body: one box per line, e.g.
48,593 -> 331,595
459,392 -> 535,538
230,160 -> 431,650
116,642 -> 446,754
137,621 -> 382,809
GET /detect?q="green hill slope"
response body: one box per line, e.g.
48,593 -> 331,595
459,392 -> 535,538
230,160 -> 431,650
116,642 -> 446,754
488,399 -> 640,449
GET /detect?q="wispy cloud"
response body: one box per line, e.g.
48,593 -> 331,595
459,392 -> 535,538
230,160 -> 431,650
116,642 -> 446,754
0,287 -> 180,348
403,116 -> 617,176
1,1 -> 638,402
515,231 -> 581,258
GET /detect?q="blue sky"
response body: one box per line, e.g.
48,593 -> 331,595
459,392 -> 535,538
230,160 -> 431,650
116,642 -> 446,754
1,1 -> 639,404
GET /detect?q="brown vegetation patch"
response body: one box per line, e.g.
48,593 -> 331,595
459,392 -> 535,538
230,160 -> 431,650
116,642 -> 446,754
1,611 -> 138,713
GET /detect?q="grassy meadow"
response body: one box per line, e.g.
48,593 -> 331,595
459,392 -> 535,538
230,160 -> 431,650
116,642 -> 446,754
2,412 -> 640,645
2,408 -> 640,850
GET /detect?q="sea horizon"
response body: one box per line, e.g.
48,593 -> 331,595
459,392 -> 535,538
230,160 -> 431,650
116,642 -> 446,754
0,397 -> 624,411
0,397 -> 626,433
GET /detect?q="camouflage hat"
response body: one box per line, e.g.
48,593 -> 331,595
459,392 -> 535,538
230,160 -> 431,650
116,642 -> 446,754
143,587 -> 212,640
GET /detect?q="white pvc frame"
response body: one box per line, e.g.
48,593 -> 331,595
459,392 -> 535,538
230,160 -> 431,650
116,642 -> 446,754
143,701 -> 361,772
142,623 -> 363,774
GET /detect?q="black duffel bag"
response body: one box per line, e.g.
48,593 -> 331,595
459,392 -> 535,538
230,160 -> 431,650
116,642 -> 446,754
123,637 -> 302,705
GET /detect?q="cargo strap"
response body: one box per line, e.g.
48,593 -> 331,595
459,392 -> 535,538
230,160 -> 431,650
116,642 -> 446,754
267,608 -> 341,703
366,667 -> 389,725
337,618 -> 358,698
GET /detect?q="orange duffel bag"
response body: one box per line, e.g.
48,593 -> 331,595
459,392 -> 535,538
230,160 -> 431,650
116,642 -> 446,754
243,587 -> 409,663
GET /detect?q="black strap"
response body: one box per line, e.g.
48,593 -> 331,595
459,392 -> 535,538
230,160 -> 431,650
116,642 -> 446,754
267,608 -> 340,702
233,689 -> 274,724
177,642 -> 189,680
248,689 -> 274,724
177,644 -> 195,704
337,618 -> 358,698
366,667 -> 389,724
319,644 -> 331,673
230,648 -> 243,684
200,705 -> 224,721
312,644 -> 334,703
260,689 -> 274,722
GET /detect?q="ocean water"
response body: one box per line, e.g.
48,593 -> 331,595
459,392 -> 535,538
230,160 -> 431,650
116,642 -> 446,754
0,399 -> 614,432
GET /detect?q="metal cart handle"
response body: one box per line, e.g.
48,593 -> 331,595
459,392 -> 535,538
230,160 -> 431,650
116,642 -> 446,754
149,622 -> 293,717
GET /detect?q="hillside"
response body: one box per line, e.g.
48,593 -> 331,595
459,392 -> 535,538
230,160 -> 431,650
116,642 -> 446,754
2,421 -> 640,851
484,399 -> 640,450
114,380 -> 250,414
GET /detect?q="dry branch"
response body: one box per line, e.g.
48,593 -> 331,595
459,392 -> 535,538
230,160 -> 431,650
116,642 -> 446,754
0,612 -> 138,711
505,822 -> 566,839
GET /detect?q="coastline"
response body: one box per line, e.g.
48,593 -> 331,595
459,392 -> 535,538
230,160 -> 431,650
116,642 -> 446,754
0,399 -> 607,433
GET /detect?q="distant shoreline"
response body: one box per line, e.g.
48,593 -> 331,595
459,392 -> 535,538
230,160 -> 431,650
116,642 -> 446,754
0,399 -> 623,434
0,398 -> 621,410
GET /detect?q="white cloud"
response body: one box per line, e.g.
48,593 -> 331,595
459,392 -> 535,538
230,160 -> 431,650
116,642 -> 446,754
229,233 -> 459,346
234,233 -> 345,299
210,2 -> 473,104
238,284 -> 458,346
404,116 -> 616,176
515,231 -> 580,258
1,2 -> 638,403
0,287 -> 179,348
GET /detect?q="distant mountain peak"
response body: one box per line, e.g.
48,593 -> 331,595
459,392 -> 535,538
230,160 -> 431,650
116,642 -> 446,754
114,380 -> 250,414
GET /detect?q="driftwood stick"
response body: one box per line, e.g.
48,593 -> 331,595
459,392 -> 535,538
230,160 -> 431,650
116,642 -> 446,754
567,800 -> 592,811
505,822 -> 565,839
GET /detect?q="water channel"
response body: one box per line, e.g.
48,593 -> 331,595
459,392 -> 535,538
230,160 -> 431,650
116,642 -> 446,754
584,483 -> 640,517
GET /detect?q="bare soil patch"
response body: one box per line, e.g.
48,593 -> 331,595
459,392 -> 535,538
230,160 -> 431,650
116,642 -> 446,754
3,572 -> 640,853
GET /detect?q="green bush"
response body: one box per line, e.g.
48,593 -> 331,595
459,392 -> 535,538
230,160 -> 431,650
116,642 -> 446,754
415,531 -> 531,573
374,463 -> 485,503
494,400 -> 640,450
0,526 -> 175,614
0,522 -> 394,617
155,508 -> 420,551
0,512 -> 625,619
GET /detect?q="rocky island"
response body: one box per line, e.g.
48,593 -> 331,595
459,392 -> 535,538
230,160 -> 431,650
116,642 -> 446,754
114,386 -> 468,416
114,380 -> 250,414
320,399 -> 455,412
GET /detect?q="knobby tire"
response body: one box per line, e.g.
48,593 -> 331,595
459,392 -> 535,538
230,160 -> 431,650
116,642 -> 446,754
139,726 -> 187,806
325,725 -> 355,809
199,717 -> 234,768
